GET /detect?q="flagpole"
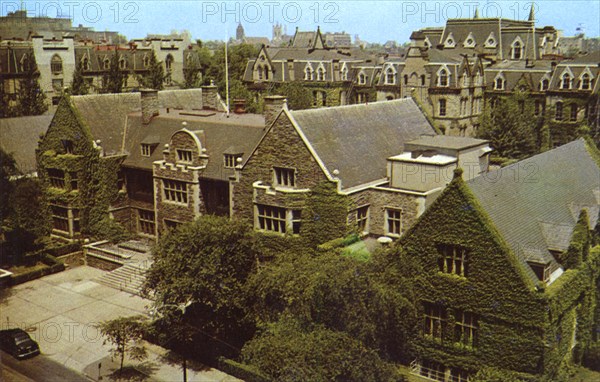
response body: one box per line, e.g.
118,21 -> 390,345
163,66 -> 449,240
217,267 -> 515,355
225,32 -> 230,117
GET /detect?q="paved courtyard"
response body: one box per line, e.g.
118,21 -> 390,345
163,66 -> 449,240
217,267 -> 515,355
0,266 -> 240,381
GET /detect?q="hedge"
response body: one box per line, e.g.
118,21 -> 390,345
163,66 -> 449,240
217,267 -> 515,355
10,254 -> 65,285
217,357 -> 270,382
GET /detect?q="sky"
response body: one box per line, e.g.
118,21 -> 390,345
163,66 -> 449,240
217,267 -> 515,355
2,0 -> 599,43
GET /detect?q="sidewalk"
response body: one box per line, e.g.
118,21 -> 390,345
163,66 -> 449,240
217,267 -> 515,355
0,266 -> 241,382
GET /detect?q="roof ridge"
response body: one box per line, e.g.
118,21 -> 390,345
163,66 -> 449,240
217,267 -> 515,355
290,98 -> 413,115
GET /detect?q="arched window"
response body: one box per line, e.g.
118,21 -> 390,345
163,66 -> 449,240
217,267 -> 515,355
317,66 -> 326,81
358,72 -> 367,85
340,65 -> 348,81
257,66 -> 263,80
103,58 -> 110,70
420,75 -> 426,86
385,67 -> 395,85
165,54 -> 174,72
495,76 -> 504,90
264,65 -> 269,80
143,55 -> 150,67
438,69 -> 449,87
81,57 -> 90,71
540,78 -> 549,91
439,99 -> 447,116
580,73 -> 591,90
51,54 -> 63,74
462,71 -> 470,87
570,104 -> 578,121
304,65 -> 314,81
119,57 -> 127,70
511,40 -> 522,60
561,73 -> 572,89
403,74 -> 408,85
555,102 -> 563,121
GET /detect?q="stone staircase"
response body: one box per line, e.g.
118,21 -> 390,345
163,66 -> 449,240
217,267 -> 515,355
96,261 -> 152,297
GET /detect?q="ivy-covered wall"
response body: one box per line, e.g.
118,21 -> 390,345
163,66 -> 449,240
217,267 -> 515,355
37,95 -> 128,241
395,170 -> 600,379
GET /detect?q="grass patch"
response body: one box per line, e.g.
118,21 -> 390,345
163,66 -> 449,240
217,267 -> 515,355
341,240 -> 371,261
7,262 -> 48,275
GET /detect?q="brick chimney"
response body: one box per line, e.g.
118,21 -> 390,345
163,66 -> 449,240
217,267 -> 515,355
263,95 -> 287,127
141,89 -> 159,125
201,82 -> 218,110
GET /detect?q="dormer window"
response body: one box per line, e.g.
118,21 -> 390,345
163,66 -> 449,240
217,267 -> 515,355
304,65 -> 314,81
463,32 -> 476,48
317,65 -> 326,81
444,33 -> 456,48
511,38 -> 523,60
437,68 -> 449,87
540,78 -> 549,91
177,149 -> 193,163
224,154 -> 242,168
385,67 -> 396,85
141,144 -> 153,157
61,139 -> 74,154
358,71 -> 367,85
273,166 -> 295,187
340,64 -> 348,81
561,72 -> 572,89
580,72 -> 592,90
484,33 -> 497,48
528,261 -> 550,282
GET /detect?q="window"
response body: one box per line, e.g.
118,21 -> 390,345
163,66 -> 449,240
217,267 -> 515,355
51,55 -> 63,74
534,100 -> 542,116
356,205 -> 369,233
495,76 -> 504,90
51,206 -> 70,232
462,72 -> 469,87
256,204 -> 287,233
176,149 -> 193,163
570,104 -> 578,121
540,78 -> 549,91
163,179 -> 188,204
340,65 -> 348,81
274,167 -> 295,187
263,65 -> 269,80
291,209 -> 302,234
420,74 -> 426,86
512,41 -> 522,60
528,261 -> 551,282
304,66 -> 314,81
164,219 -> 181,230
143,55 -> 150,67
165,54 -> 174,71
438,69 -> 448,87
555,102 -> 563,121
386,208 -> 402,236
61,139 -> 74,154
403,74 -> 408,85
224,154 -> 242,168
580,73 -> 591,90
475,72 -> 482,86
47,169 -> 66,188
439,99 -> 447,116
317,66 -> 326,81
561,73 -> 572,89
257,65 -> 263,80
454,310 -> 478,348
358,72 -> 367,85
69,171 -> 78,190
141,144 -> 153,157
423,303 -> 446,340
103,58 -> 110,70
138,209 -> 155,235
385,68 -> 395,84
82,57 -> 90,71
437,244 -> 468,276
119,58 -> 127,70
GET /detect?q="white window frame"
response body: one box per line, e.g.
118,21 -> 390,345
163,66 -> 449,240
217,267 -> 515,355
176,149 -> 194,163
437,66 -> 450,87
163,179 -> 188,205
385,207 -> 402,236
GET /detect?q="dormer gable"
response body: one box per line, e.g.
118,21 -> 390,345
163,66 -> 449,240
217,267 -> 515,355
444,32 -> 456,48
578,67 -> 595,90
484,32 -> 498,48
463,32 -> 477,48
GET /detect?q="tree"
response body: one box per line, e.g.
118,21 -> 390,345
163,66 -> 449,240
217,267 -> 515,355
14,53 -> 48,116
241,314 -> 400,382
0,80 -> 15,118
143,216 -> 261,357
101,48 -> 127,94
137,50 -> 164,90
477,91 -> 540,159
273,82 -> 313,110
98,315 -> 148,374
247,250 -> 418,361
70,62 -> 89,95
0,149 -> 17,223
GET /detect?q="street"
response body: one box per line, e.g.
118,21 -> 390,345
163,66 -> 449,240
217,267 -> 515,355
1,350 -> 89,382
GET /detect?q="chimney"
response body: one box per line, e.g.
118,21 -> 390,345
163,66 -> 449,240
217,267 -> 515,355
201,82 -> 218,110
233,99 -> 246,114
141,89 -> 159,125
263,95 -> 287,127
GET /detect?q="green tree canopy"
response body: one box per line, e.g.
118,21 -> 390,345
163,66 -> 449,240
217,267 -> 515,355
273,82 -> 313,111
241,314 -> 400,382
477,92 -> 541,159
98,315 -> 148,374
70,61 -> 89,95
137,50 -> 164,90
101,49 -> 127,94
14,53 -> 48,116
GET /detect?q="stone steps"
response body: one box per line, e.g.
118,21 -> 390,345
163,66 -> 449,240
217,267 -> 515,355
96,262 -> 152,297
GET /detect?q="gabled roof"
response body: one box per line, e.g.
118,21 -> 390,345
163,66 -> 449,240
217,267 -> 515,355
70,89 -> 203,156
289,99 -> 436,190
0,115 -> 53,174
467,139 -> 600,284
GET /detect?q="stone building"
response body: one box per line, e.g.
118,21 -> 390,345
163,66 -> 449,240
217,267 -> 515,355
243,27 -> 382,107
400,138 -> 600,380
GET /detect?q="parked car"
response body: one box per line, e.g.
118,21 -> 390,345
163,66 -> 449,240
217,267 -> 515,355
0,329 -> 40,359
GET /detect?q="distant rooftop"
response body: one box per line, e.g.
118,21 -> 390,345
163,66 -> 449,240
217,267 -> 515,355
406,135 -> 489,150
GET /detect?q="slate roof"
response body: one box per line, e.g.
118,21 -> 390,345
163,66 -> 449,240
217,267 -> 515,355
0,115 -> 53,174
467,139 -> 600,284
405,135 -> 488,151
289,98 -> 436,190
70,89 -> 203,156
122,110 -> 265,180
